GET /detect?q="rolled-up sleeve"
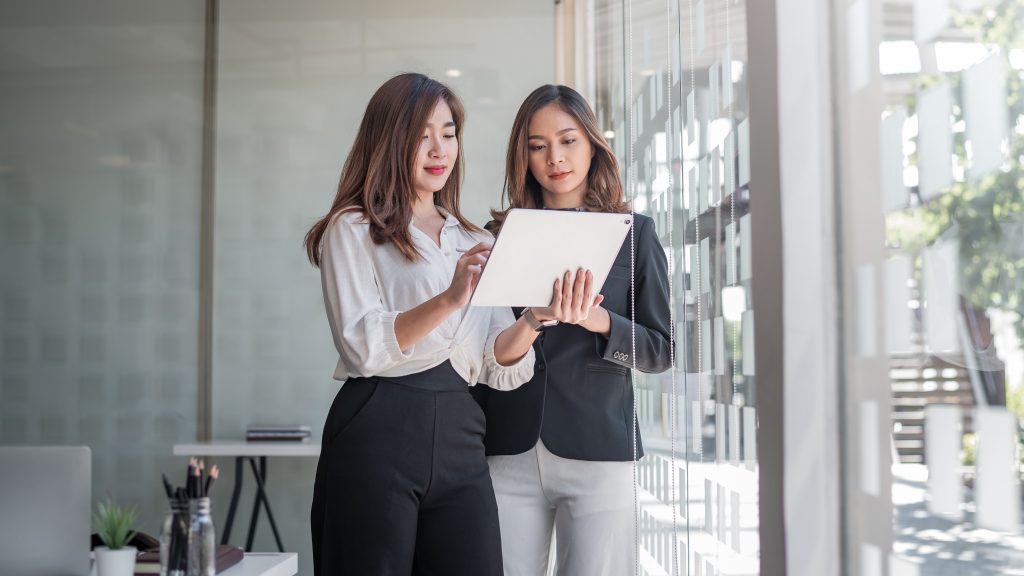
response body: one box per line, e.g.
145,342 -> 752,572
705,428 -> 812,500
478,306 -> 535,391
321,216 -> 413,378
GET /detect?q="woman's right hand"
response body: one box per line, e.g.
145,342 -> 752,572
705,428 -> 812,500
531,268 -> 605,325
443,242 -> 492,308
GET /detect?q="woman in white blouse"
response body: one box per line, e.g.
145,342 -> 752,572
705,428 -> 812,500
304,74 -> 596,576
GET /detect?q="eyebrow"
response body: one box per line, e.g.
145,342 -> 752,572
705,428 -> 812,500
426,121 -> 457,128
528,127 -> 578,140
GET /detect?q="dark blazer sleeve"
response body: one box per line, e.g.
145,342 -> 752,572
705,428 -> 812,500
595,216 -> 672,373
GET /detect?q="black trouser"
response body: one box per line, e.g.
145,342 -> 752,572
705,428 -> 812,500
311,361 -> 502,576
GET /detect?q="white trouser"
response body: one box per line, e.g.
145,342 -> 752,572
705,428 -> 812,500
487,440 -> 636,576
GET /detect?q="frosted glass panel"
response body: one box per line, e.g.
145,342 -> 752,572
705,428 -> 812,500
916,81 -> 953,200
861,543 -> 882,576
883,256 -> 912,355
922,241 -> 959,353
880,111 -> 908,212
0,0 -> 205,536
847,0 -> 870,93
962,53 -> 1009,179
855,265 -> 878,358
913,0 -> 949,44
836,0 -> 1024,572
860,401 -> 880,497
975,407 -> 1021,532
924,405 -> 962,520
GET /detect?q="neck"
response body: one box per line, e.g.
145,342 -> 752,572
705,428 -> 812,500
412,191 -> 439,220
541,186 -> 586,210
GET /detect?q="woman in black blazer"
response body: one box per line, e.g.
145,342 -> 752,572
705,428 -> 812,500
473,85 -> 672,576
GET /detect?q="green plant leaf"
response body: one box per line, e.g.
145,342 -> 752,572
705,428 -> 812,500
93,497 -> 138,550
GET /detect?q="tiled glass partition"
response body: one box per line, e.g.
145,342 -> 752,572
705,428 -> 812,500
834,0 -> 1024,573
0,0 -> 206,535
577,0 -> 759,573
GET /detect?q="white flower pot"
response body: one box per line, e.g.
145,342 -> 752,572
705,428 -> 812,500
95,546 -> 136,576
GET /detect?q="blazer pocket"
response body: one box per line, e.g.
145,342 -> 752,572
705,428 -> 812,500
325,379 -> 381,445
585,362 -> 630,376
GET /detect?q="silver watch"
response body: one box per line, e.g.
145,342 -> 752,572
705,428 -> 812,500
522,308 -> 558,331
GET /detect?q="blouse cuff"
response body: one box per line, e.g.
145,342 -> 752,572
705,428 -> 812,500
481,329 -> 535,391
380,310 -> 415,363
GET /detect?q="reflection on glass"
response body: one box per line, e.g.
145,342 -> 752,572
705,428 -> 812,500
839,0 -> 1024,573
581,0 -> 758,572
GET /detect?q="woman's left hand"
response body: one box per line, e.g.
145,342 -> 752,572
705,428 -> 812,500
533,268 -> 606,325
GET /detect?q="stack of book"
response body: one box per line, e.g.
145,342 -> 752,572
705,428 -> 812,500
245,425 -> 312,442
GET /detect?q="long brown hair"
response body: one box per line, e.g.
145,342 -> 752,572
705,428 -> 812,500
304,73 -> 479,266
489,84 -> 628,233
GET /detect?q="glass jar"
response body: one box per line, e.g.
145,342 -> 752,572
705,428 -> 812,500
159,499 -> 189,576
187,497 -> 216,576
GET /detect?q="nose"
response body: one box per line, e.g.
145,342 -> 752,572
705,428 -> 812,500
546,145 -> 563,166
428,134 -> 446,158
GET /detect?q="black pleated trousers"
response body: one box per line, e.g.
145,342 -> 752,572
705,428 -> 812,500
311,361 -> 503,576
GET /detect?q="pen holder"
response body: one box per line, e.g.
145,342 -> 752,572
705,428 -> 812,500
160,497 -> 215,576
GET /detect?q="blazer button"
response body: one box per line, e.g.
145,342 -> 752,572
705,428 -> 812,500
537,363 -> 546,371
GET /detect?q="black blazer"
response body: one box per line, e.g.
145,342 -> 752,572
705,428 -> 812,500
471,213 -> 672,461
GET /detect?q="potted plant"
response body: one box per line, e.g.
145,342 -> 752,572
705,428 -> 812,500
93,498 -> 138,576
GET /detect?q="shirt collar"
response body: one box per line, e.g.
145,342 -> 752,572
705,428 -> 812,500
409,205 -> 461,229
435,206 -> 462,228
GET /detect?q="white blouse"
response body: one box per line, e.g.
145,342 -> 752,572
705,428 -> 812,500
320,209 -> 534,390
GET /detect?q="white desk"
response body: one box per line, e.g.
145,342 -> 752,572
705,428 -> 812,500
173,441 -> 320,553
90,553 -> 297,576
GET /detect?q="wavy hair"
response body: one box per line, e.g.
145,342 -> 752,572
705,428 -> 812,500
304,73 -> 479,266
489,84 -> 628,234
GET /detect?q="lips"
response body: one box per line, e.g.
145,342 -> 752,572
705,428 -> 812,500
425,166 -> 446,176
548,171 -> 571,181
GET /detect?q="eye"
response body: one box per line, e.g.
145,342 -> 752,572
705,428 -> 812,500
563,138 -> 576,145
530,144 -> 546,152
443,133 -> 456,139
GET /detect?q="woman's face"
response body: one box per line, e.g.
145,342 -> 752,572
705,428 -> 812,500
413,99 -> 459,199
527,104 -> 593,207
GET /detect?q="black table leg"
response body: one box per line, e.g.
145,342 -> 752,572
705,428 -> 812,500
249,456 -> 285,553
245,457 -> 262,552
220,456 -> 243,545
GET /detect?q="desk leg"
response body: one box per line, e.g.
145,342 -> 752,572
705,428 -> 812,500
248,456 -> 285,553
244,457 -> 262,552
221,456 -> 243,545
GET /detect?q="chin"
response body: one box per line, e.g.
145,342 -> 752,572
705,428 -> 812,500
550,180 -> 584,194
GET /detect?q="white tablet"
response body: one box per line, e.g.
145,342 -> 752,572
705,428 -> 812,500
470,208 -> 633,307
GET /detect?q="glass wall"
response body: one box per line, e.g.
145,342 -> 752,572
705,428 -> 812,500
0,0 -> 206,536
577,0 -> 760,573
834,0 -> 1024,573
